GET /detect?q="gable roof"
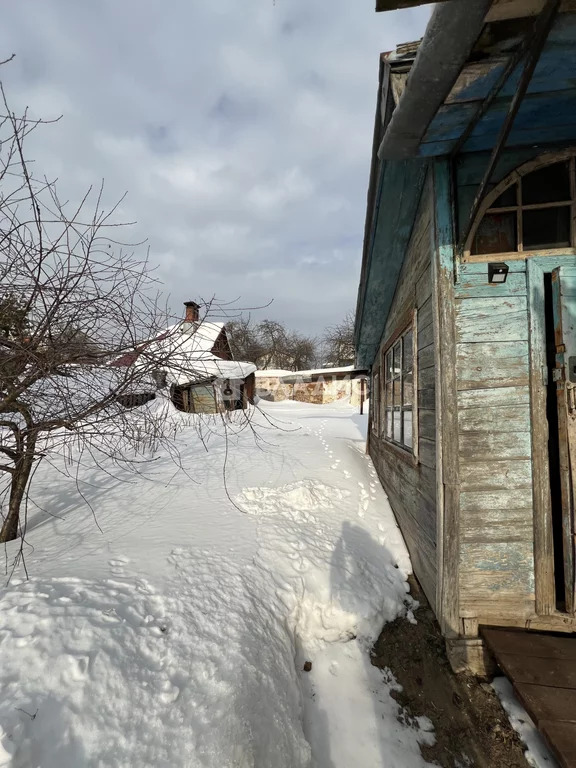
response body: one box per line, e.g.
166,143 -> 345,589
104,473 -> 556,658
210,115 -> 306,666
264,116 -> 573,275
133,321 -> 255,386
112,320 -> 255,386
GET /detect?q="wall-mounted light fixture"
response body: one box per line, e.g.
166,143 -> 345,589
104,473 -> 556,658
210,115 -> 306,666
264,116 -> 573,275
488,262 -> 509,284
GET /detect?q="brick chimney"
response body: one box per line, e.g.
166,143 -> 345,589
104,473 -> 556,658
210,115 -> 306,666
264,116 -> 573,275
183,301 -> 200,323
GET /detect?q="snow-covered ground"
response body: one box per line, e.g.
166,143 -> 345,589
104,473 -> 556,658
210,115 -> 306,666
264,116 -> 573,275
0,399 -> 553,768
0,399 -> 435,768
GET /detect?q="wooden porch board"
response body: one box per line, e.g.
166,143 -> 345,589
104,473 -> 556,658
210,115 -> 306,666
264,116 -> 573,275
515,683 -> 576,724
540,722 -> 576,768
482,628 -> 576,659
482,628 -> 576,767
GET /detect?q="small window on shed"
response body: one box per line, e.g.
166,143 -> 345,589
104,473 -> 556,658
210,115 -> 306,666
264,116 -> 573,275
470,156 -> 576,256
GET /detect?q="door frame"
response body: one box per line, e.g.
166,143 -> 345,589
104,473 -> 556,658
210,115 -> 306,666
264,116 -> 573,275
527,257 -> 576,615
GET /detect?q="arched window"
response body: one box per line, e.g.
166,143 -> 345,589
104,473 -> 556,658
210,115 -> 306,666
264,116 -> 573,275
466,153 -> 576,258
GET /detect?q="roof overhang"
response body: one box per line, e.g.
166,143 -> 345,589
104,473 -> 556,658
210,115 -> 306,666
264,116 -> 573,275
379,1 -> 576,159
354,157 -> 427,369
376,0 -> 443,9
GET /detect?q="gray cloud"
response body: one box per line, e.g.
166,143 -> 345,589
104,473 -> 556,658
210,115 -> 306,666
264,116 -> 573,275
0,0 -> 429,334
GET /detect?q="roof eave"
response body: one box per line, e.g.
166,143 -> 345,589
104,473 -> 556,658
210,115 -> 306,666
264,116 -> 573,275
378,0 -> 493,160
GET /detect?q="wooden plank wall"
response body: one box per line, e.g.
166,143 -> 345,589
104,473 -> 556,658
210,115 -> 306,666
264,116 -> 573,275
370,174 -> 438,610
454,260 -> 536,621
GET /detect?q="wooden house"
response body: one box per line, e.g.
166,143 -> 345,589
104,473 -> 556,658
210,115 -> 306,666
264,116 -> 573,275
355,0 -> 576,671
114,301 -> 256,414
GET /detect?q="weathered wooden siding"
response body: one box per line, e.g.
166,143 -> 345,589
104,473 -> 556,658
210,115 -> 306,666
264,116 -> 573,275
370,174 -> 438,610
455,260 -> 536,619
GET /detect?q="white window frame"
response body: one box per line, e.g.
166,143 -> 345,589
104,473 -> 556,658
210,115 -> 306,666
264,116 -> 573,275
381,316 -> 417,455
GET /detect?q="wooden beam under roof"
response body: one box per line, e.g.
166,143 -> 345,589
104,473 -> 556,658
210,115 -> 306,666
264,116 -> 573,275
375,0 -> 443,10
376,0 -> 575,14
486,0 -> 576,19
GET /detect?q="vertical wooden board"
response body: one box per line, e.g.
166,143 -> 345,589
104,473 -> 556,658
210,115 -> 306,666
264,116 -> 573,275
455,296 -> 528,343
432,159 -> 460,637
457,341 -> 529,389
527,259 -> 556,615
552,265 -> 576,614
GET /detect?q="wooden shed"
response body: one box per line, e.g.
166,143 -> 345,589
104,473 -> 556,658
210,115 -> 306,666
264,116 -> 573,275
355,0 -> 576,672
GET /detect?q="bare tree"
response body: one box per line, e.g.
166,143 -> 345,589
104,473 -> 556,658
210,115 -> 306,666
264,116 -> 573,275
227,318 -> 317,371
322,312 -> 355,368
0,86 -> 196,545
226,317 -> 267,365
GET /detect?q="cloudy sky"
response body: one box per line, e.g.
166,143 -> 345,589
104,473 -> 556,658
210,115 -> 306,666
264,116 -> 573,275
0,1 -> 430,335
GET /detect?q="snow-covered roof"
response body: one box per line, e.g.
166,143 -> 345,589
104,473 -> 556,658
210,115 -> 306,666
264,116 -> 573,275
286,365 -> 357,377
255,369 -> 293,378
134,321 -> 255,386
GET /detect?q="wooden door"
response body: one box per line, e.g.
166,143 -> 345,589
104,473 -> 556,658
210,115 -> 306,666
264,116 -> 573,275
552,266 -> 576,614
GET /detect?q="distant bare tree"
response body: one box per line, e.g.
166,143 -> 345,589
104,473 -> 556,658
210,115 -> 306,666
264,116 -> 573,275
227,317 -> 267,365
322,312 -> 355,367
227,318 -> 316,371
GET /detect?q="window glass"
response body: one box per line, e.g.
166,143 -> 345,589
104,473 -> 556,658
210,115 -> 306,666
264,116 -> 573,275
393,342 -> 401,376
522,162 -> 571,205
382,324 -> 415,452
386,407 -> 393,439
523,206 -> 571,250
490,183 -> 517,208
472,212 -> 517,255
403,411 -> 413,449
403,331 -> 413,374
386,380 -> 393,409
393,379 -> 402,408
386,349 -> 393,379
403,371 -> 413,407
471,157 -> 576,255
393,408 -> 402,442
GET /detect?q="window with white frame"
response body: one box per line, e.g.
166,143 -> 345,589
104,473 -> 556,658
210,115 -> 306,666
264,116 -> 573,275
383,324 -> 414,451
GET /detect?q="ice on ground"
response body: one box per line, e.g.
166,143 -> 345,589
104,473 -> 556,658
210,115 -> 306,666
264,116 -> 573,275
0,401 -> 434,767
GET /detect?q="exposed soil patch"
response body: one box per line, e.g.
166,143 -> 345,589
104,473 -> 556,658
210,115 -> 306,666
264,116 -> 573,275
371,577 -> 529,768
